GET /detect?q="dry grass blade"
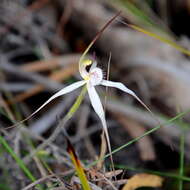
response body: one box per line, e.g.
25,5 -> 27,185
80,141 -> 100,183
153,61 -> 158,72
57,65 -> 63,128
128,24 -> 190,56
0,94 -> 15,121
10,64 -> 77,104
21,54 -> 80,72
22,170 -> 74,190
0,61 -> 63,92
97,132 -> 107,170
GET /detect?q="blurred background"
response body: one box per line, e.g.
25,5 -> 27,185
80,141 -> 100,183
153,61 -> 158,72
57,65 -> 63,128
1,0 -> 190,189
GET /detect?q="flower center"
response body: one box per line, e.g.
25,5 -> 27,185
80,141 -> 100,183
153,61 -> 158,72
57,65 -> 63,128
89,67 -> 103,86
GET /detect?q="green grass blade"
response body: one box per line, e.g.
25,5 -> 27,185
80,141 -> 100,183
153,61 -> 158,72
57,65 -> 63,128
128,24 -> 190,56
67,138 -> 92,190
0,135 -> 43,190
88,108 -> 190,168
179,129 -> 185,190
121,0 -> 155,26
115,164 -> 190,182
109,0 -> 166,33
108,109 -> 189,159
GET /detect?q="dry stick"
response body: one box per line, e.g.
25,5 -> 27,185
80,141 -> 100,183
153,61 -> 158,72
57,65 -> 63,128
96,172 -> 117,190
22,170 -> 74,190
97,52 -> 112,170
20,127 -> 73,168
0,94 -> 15,121
0,0 -> 49,36
77,104 -> 97,158
23,117 -> 68,163
105,53 -> 115,174
97,132 -> 107,170
0,82 -> 34,92
57,0 -> 73,37
10,64 -> 77,104
0,61 -> 63,92
1,61 -> 65,130
104,52 -> 111,111
29,96 -> 74,135
21,54 -> 81,72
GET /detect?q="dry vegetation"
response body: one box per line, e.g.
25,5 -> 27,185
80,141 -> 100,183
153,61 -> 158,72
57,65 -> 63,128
0,0 -> 190,189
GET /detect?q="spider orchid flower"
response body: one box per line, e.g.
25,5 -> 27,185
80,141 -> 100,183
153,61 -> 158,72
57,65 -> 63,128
9,12 -> 157,168
16,58 -> 152,161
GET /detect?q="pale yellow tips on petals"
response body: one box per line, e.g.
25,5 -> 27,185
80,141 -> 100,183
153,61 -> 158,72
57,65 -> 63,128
82,59 -> 92,66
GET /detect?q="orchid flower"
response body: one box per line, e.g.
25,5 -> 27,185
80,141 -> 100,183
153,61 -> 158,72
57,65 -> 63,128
14,57 -> 153,163
9,12 -> 159,170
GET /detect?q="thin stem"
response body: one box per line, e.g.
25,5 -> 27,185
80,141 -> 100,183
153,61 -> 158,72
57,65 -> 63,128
179,129 -> 185,190
87,108 -> 190,168
115,164 -> 190,182
79,11 -> 121,76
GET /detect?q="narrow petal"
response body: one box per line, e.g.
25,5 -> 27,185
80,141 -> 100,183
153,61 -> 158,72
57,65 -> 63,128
87,85 -> 105,125
101,79 -> 149,109
87,85 -> 114,168
89,60 -> 97,72
101,80 -> 160,124
101,80 -> 137,97
47,80 -> 86,102
10,80 -> 86,128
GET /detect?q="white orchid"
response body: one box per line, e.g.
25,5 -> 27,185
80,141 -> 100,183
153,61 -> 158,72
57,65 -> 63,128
15,56 -> 152,161
9,12 -> 158,169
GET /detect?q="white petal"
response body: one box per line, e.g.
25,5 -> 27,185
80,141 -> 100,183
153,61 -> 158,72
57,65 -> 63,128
87,85 -> 105,124
87,85 -> 113,162
89,60 -> 97,72
101,80 -> 136,96
12,80 -> 86,127
101,80 -> 155,117
48,80 -> 86,101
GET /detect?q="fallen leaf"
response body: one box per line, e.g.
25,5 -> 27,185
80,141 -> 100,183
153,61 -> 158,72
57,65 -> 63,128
122,173 -> 164,190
